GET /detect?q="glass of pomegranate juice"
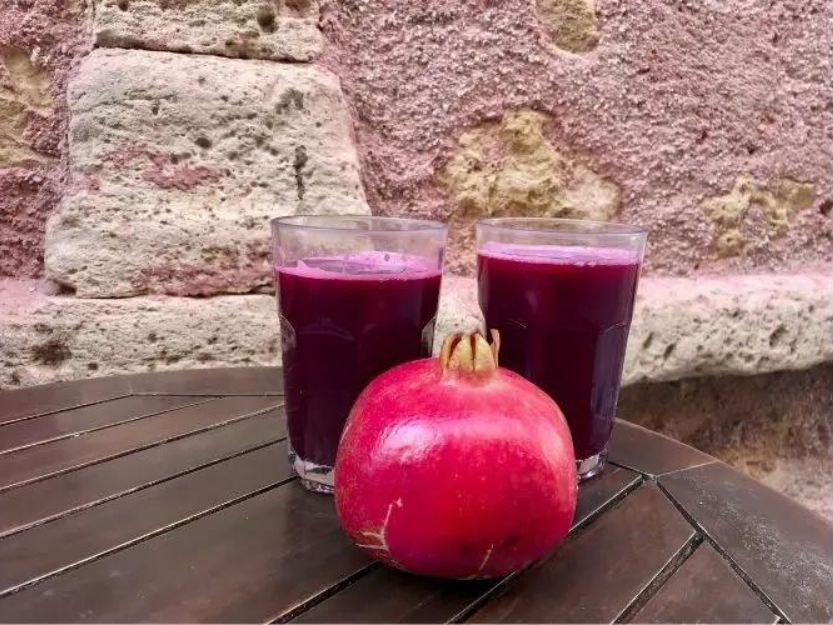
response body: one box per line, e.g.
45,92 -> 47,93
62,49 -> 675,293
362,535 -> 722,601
476,218 -> 647,481
271,216 -> 447,493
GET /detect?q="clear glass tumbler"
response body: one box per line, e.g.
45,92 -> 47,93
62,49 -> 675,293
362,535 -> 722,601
476,218 -> 647,481
271,215 -> 447,493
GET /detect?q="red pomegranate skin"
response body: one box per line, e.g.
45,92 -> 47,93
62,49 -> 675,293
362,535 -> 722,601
334,343 -> 577,579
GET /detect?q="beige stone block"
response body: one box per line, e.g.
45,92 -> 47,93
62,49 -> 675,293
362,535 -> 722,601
625,273 -> 832,383
45,49 -> 368,297
94,0 -> 323,61
0,280 -> 279,389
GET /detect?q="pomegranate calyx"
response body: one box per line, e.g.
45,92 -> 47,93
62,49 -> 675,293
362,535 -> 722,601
439,330 -> 501,374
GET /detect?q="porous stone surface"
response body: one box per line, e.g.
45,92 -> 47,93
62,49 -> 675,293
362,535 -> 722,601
619,364 -> 833,521
0,279 -> 280,389
0,45 -> 54,167
0,0 -> 90,278
93,0 -> 323,61
439,109 -> 619,274
320,0 -> 832,276
703,175 -> 816,258
625,273 -> 833,383
535,0 -> 599,54
4,272 -> 829,390
45,49 -> 368,297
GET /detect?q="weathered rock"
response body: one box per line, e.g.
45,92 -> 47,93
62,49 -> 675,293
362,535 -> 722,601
0,45 -> 54,167
625,273 -> 832,383
3,272 -> 830,390
440,110 -> 618,222
45,49 -> 368,297
534,0 -> 599,53
0,280 -> 279,389
703,175 -> 816,258
438,109 -> 619,275
94,0 -> 323,61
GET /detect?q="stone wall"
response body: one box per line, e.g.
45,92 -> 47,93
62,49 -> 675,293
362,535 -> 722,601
1,0 -> 828,381
2,0 -> 830,386
321,1 -> 832,277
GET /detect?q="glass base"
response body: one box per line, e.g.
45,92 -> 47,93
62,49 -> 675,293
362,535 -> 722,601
576,449 -> 607,482
288,443 -> 334,494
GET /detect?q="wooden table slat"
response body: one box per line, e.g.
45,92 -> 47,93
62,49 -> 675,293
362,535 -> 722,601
0,377 -> 133,425
660,461 -> 833,624
0,442 -> 291,596
630,542 -> 777,624
0,396 -> 280,493
572,465 -> 643,528
127,367 -> 284,396
0,367 -> 282,423
609,420 -> 715,477
0,407 -> 286,537
0,395 -> 211,455
293,466 -> 642,624
464,484 -> 696,624
0,482 -> 370,624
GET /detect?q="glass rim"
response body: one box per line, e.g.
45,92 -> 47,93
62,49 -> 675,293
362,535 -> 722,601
477,217 -> 648,237
272,214 -> 447,233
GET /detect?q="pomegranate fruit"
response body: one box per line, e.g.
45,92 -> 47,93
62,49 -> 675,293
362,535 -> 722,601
334,331 -> 577,579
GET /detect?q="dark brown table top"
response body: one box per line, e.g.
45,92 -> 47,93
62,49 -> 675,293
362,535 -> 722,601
0,367 -> 831,624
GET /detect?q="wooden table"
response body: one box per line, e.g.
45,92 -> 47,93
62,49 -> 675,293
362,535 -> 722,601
1,368 -> 831,624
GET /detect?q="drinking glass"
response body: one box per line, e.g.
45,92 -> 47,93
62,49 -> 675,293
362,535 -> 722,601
476,218 -> 647,481
271,215 -> 447,493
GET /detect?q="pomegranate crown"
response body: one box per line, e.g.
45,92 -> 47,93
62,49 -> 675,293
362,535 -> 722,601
439,330 -> 501,374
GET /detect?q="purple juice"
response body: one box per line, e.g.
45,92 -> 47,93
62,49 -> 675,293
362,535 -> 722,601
477,243 -> 641,461
275,252 -> 442,472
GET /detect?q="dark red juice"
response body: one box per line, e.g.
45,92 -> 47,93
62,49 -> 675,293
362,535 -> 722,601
477,244 -> 641,459
276,254 -> 442,468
